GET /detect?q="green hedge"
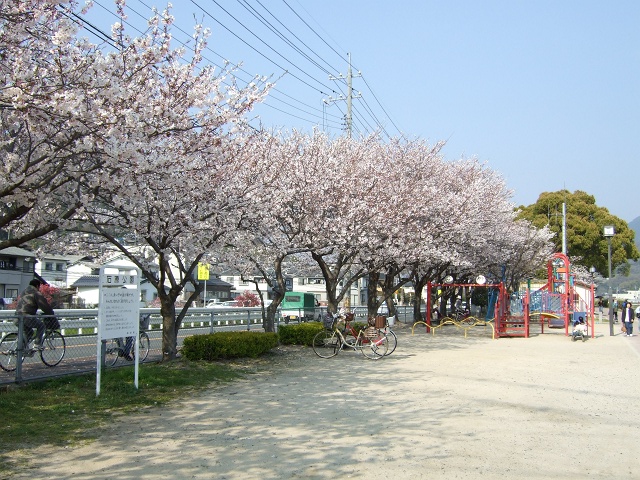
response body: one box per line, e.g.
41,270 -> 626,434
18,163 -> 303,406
182,331 -> 279,360
278,321 -> 370,346
278,321 -> 325,346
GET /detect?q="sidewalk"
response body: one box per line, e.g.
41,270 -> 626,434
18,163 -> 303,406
11,321 -> 640,479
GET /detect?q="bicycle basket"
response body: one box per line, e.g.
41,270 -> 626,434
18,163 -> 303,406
43,316 -> 60,331
322,313 -> 335,329
364,326 -> 379,338
139,314 -> 151,330
374,315 -> 386,328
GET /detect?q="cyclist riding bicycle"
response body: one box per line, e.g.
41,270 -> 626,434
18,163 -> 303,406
15,279 -> 55,351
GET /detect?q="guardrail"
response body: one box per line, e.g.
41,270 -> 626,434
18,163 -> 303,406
0,307 -> 268,334
0,304 -> 423,384
0,307 -> 273,385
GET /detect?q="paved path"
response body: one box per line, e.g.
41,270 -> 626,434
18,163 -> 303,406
11,321 -> 640,479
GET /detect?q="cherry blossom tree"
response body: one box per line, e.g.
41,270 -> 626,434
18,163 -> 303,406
1,0 -> 112,248
233,129 -> 553,324
35,2 -> 271,359
261,131 -> 383,315
2,2 -> 557,342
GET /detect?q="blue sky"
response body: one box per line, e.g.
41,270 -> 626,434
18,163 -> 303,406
83,1 -> 640,221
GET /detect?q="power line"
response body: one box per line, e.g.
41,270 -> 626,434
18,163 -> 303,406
235,0 -> 339,77
81,1 -> 342,129
192,0 -> 338,96
74,1 -> 403,137
281,0 -> 345,63
276,1 -> 403,137
360,74 -> 405,139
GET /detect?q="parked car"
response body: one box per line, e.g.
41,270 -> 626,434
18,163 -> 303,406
206,300 -> 239,308
219,300 -> 240,308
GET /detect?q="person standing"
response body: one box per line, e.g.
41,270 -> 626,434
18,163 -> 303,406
15,279 -> 55,350
621,301 -> 634,337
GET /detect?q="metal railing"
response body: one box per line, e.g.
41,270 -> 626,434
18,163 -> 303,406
0,304 -> 422,384
0,307 -> 268,384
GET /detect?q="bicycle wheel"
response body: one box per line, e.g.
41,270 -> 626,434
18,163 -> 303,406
358,330 -> 388,359
312,330 -> 341,358
0,333 -> 21,372
381,329 -> 397,356
136,332 -> 150,362
460,316 -> 475,326
40,330 -> 66,367
105,339 -> 120,367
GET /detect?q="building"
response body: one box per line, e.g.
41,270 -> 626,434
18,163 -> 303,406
69,254 -> 158,307
35,253 -> 96,288
0,247 -> 37,304
613,289 -> 640,304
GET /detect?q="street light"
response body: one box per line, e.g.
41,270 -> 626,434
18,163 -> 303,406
589,265 -> 597,323
604,225 -> 615,336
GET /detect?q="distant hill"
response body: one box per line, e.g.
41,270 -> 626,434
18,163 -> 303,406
607,215 -> 640,294
593,216 -> 640,296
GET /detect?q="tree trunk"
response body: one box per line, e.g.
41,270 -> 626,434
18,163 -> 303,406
264,302 -> 279,332
413,275 -> 428,323
160,296 -> 178,361
367,271 -> 380,321
262,253 -> 287,333
311,251 -> 339,314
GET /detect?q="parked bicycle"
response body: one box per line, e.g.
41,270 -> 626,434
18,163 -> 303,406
441,308 -> 476,325
312,311 -> 388,359
104,330 -> 150,366
0,324 -> 66,372
373,315 -> 398,356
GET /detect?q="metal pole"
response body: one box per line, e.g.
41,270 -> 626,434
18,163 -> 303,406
608,237 -> 614,336
562,202 -> 567,255
346,53 -> 352,138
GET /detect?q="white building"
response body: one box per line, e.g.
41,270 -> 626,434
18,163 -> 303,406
614,289 -> 640,304
70,255 -> 157,308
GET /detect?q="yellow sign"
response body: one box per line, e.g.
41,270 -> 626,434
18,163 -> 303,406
197,263 -> 210,280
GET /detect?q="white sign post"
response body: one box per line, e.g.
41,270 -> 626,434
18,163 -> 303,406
96,267 -> 141,396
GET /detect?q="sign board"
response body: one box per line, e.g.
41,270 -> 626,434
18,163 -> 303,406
98,269 -> 140,339
197,262 -> 210,280
96,266 -> 141,395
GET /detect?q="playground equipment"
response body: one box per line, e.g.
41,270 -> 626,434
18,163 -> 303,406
419,254 -> 596,339
527,252 -> 595,338
419,280 -> 503,338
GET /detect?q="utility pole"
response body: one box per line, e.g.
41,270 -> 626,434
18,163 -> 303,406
604,225 -> 615,336
324,53 -> 361,137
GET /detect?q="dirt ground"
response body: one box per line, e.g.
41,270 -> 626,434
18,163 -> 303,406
6,320 -> 640,479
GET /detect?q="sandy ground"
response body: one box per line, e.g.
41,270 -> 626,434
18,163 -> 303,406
6,321 -> 640,479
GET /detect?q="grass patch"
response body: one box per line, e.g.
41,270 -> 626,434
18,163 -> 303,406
0,359 -> 244,474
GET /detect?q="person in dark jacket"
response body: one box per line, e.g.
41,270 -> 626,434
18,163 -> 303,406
621,301 -> 634,337
15,279 -> 55,350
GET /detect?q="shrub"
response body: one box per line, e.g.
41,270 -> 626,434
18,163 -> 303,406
350,321 -> 369,334
182,331 -> 279,360
278,322 -> 325,346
